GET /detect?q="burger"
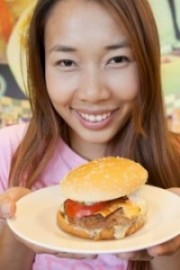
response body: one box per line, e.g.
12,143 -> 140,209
57,157 -> 148,240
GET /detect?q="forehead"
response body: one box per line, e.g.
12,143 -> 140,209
44,0 -> 128,46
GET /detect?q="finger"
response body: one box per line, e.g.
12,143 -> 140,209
0,187 -> 31,204
0,200 -> 16,219
117,250 -> 154,261
55,252 -> 97,260
167,188 -> 180,197
148,236 -> 180,256
0,188 -> 30,219
5,187 -> 31,201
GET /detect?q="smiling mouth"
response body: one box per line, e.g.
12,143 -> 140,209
78,112 -> 111,123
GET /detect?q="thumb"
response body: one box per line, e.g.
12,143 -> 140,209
6,187 -> 31,201
167,188 -> 180,197
0,187 -> 31,219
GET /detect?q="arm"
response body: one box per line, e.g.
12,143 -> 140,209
117,188 -> 180,267
0,187 -> 35,270
0,187 -> 94,266
150,249 -> 180,270
0,221 -> 35,270
149,187 -> 180,270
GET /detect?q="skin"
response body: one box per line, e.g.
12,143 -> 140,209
0,188 -> 35,269
45,0 -> 139,160
0,0 -> 180,268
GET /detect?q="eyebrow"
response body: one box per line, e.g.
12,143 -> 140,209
49,45 -> 77,53
105,40 -> 130,50
49,40 -> 130,54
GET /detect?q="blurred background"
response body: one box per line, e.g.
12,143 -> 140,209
0,0 -> 180,131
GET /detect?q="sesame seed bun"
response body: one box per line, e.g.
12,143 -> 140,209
60,157 -> 148,202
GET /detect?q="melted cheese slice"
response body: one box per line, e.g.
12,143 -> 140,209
96,199 -> 141,218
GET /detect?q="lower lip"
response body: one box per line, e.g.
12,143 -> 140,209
73,110 -> 117,130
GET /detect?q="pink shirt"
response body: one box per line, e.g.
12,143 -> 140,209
0,124 -> 128,270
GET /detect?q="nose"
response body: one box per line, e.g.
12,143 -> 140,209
77,68 -> 111,103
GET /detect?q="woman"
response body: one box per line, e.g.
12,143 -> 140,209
0,0 -> 180,269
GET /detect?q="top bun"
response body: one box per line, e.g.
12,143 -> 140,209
60,157 -> 148,202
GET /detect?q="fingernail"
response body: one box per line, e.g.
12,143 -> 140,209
1,202 -> 10,218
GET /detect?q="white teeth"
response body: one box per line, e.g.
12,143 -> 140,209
80,112 -> 111,122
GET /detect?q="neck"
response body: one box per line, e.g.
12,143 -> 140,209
69,134 -> 108,161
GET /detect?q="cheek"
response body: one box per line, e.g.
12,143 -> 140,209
45,68 -> 77,104
106,66 -> 139,100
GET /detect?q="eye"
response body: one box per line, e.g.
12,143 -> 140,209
54,59 -> 78,72
108,56 -> 129,65
56,59 -> 75,67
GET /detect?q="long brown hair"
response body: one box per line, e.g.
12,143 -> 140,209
9,1 -> 180,268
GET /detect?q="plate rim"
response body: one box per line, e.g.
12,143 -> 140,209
7,184 -> 180,254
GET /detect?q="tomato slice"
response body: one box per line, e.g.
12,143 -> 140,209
64,199 -> 108,218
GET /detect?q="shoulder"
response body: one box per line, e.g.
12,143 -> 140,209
0,123 -> 28,156
0,123 -> 27,140
0,124 -> 28,191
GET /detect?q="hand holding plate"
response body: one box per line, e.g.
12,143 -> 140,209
0,187 -> 31,219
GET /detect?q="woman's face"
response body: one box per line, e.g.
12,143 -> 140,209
45,0 -> 139,158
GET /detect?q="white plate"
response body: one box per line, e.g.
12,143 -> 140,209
7,185 -> 180,254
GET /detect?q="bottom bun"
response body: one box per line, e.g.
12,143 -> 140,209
57,212 -> 146,240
